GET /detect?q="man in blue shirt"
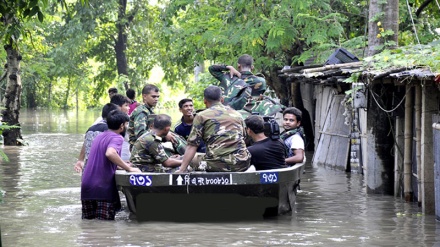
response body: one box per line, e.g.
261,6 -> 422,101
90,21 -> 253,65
174,98 -> 206,153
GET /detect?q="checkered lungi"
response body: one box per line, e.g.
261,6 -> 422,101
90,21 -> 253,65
81,200 -> 116,220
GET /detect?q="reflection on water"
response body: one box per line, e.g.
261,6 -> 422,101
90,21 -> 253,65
0,109 -> 440,246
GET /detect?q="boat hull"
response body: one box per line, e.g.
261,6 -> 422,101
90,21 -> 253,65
116,163 -> 304,220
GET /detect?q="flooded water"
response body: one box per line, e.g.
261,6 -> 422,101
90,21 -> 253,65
1,109 -> 440,246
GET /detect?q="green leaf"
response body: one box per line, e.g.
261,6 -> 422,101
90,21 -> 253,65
29,6 -> 39,18
23,8 -> 31,18
37,10 -> 44,22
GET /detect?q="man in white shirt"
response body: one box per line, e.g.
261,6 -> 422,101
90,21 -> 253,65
281,107 -> 305,165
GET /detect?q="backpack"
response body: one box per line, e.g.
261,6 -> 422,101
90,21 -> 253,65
280,127 -> 305,156
243,96 -> 285,117
223,76 -> 253,110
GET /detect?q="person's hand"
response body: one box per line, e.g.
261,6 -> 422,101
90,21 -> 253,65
227,66 -> 241,78
127,167 -> 141,173
165,132 -> 177,144
170,154 -> 182,159
74,160 -> 84,173
175,167 -> 188,174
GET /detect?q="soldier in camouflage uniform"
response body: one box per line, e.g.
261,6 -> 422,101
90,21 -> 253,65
177,86 -> 251,173
127,84 -> 159,149
208,54 -> 267,98
130,114 -> 183,173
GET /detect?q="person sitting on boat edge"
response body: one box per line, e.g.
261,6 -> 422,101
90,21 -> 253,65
177,85 -> 251,173
281,107 -> 305,166
174,98 -> 206,153
245,115 -> 287,170
130,114 -> 184,173
81,110 -> 140,220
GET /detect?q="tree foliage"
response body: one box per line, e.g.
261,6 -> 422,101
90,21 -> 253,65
157,0 -> 351,80
1,0 -> 440,110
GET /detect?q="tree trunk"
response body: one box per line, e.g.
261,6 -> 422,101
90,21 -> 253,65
367,0 -> 399,56
194,62 -> 205,83
1,43 -> 24,145
115,0 -> 129,90
403,84 -> 413,201
267,67 -> 289,107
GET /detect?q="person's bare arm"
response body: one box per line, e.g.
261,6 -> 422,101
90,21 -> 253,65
226,65 -> 241,78
164,132 -> 177,144
176,145 -> 198,173
162,157 -> 182,167
74,144 -> 86,173
106,147 -> 141,172
285,149 -> 304,165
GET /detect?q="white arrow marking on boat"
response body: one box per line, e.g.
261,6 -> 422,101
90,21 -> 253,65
176,175 -> 183,185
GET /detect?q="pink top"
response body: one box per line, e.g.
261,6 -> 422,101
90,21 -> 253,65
128,101 -> 139,115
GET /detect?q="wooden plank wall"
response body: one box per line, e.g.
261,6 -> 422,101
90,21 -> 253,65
313,86 -> 337,149
312,92 -> 351,170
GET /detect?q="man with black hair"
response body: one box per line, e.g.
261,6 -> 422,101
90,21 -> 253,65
245,115 -> 287,170
128,84 -> 160,148
281,107 -> 305,165
174,98 -> 194,140
108,87 -> 118,99
174,98 -> 205,153
177,86 -> 250,173
92,93 -> 130,125
110,94 -> 130,113
131,114 -> 183,173
74,103 -> 119,173
208,54 -> 267,98
81,110 -> 140,220
75,94 -> 132,173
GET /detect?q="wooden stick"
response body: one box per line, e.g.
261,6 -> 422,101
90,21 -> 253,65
302,62 -> 362,74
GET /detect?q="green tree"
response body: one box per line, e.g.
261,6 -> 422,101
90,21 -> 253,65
0,0 -> 87,145
156,0 -> 356,104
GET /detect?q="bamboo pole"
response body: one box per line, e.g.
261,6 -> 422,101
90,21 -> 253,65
302,62 -> 363,74
403,84 -> 413,201
415,84 -> 422,205
394,116 -> 403,196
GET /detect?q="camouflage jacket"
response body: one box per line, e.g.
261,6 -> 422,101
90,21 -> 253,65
208,65 -> 267,97
187,102 -> 251,172
130,132 -> 169,172
128,104 -> 155,147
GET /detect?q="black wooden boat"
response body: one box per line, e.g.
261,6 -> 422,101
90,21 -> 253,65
115,163 -> 304,221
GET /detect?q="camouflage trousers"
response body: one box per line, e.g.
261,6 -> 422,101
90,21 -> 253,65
188,153 -> 250,172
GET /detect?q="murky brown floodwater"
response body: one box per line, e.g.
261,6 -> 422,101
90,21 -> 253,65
1,109 -> 439,246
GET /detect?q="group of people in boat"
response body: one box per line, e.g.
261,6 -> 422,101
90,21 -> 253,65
74,54 -> 305,220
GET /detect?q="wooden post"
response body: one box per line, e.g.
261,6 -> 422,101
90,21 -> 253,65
394,115 -> 404,196
415,84 -> 422,205
403,84 -> 413,201
421,84 -> 436,214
